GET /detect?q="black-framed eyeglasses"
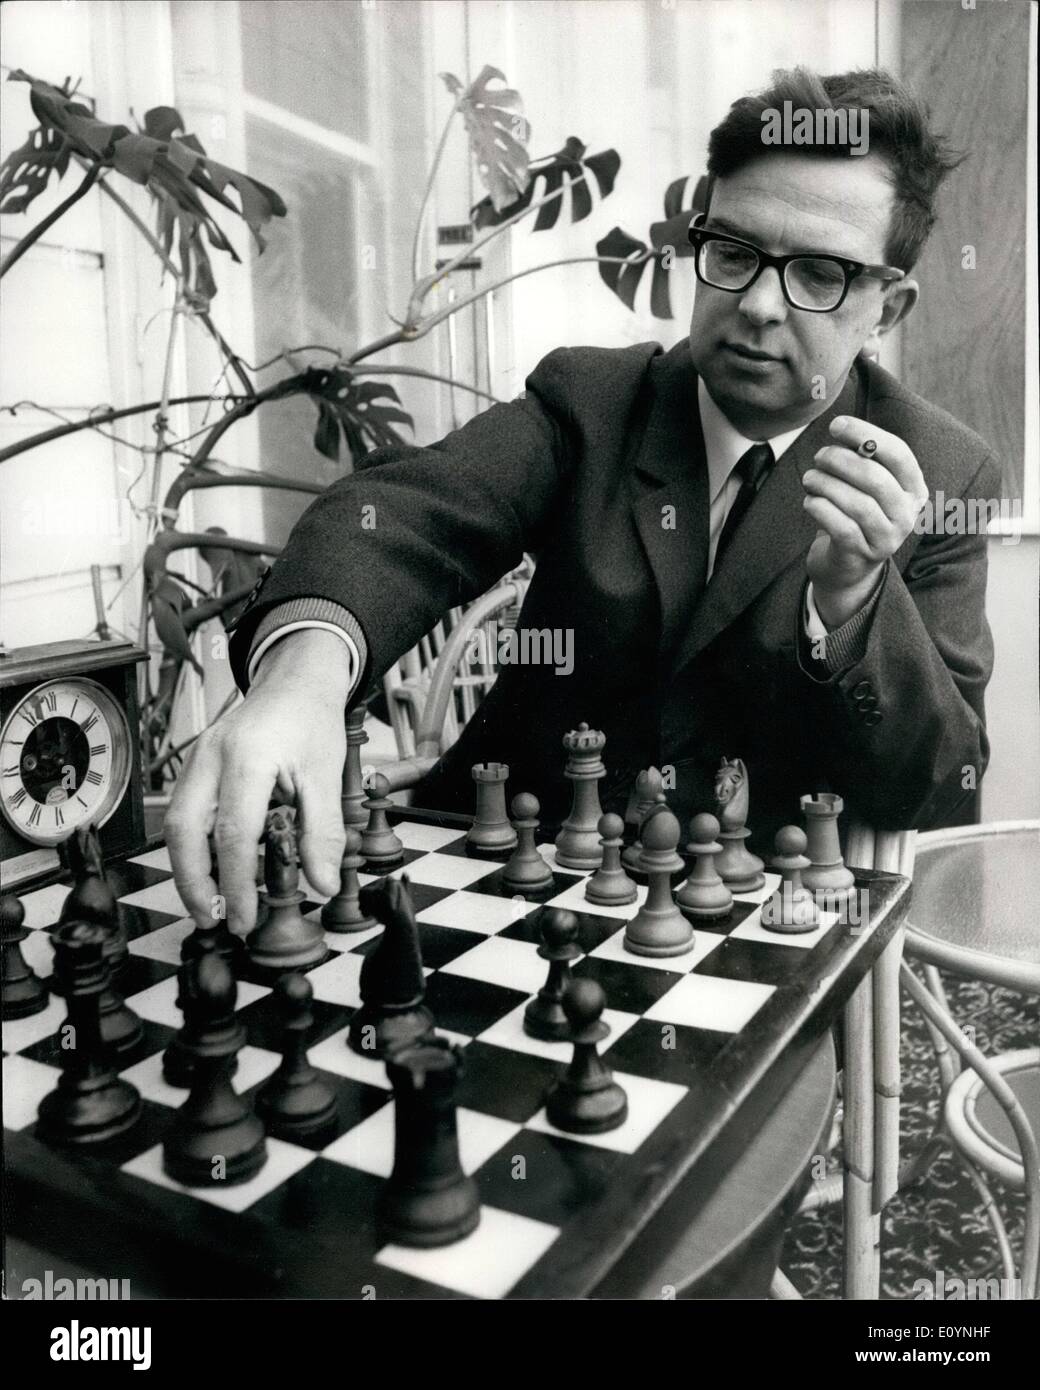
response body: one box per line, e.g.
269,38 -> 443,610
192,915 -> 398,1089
686,215 -> 905,313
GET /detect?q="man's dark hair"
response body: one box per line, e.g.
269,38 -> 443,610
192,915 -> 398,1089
705,67 -> 963,271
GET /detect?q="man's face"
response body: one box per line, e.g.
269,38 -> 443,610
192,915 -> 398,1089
688,151 -> 904,436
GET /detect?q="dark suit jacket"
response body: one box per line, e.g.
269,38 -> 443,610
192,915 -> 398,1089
229,339 -> 999,855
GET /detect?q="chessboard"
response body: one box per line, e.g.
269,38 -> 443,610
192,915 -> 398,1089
3,807 -> 909,1300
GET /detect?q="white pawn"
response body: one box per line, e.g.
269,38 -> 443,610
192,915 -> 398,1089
762,826 -> 820,933
360,774 -> 404,866
586,813 -> 637,907
676,814 -> 733,921
624,811 -> 693,957
502,793 -> 554,895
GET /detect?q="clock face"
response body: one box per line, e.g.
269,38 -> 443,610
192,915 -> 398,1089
0,678 -> 133,846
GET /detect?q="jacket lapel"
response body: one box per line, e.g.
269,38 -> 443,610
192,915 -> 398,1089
670,363 -> 864,674
626,343 -> 710,657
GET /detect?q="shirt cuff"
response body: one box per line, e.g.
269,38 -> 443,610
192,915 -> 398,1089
802,577 -> 882,675
246,598 -> 369,692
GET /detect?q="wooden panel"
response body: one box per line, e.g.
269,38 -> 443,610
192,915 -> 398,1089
899,0 -> 1028,499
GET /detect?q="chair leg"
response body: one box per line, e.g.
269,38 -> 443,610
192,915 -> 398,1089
843,973 -> 880,1298
873,928 -> 904,1211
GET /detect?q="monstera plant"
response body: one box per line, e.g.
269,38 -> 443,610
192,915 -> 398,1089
0,62 -> 701,787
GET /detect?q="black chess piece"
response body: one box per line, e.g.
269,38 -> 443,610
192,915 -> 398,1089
379,1035 -> 481,1248
524,909 -> 582,1040
58,823 -> 129,979
36,921 -> 142,1147
545,978 -> 627,1135
162,952 -> 267,1186
163,938 -> 248,1087
256,973 -> 337,1138
1,893 -> 48,1019
247,805 -> 327,973
502,793 -> 554,895
585,813 -> 637,907
360,774 -> 405,865
347,876 -> 434,1058
322,828 -> 377,932
676,813 -> 734,921
761,826 -> 820,934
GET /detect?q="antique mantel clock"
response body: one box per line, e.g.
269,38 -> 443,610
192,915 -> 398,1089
0,638 -> 148,886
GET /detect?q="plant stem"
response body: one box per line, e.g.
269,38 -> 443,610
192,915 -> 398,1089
410,104 -> 458,284
0,163 -> 101,279
91,167 -> 256,398
345,364 -> 500,404
0,395 -> 251,464
415,251 -> 657,337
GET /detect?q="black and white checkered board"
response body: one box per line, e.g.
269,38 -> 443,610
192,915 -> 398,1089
3,817 -> 852,1299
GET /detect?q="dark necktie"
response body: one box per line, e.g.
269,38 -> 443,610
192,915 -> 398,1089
712,441 -> 775,574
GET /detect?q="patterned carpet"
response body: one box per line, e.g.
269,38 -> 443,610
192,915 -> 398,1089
782,975 -> 1038,1299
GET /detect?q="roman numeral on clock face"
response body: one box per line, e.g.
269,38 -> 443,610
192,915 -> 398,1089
90,744 -> 107,758
11,787 -> 27,809
27,804 -> 42,828
84,769 -> 103,786
82,713 -> 99,734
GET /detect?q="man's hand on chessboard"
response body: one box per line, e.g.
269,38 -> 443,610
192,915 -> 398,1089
165,629 -> 352,935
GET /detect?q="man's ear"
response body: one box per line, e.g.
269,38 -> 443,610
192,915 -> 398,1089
861,277 -> 919,358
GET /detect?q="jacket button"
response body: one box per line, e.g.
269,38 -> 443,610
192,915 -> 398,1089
863,710 -> 883,726
852,681 -> 872,700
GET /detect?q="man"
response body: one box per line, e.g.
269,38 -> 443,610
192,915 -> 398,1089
167,68 -> 999,941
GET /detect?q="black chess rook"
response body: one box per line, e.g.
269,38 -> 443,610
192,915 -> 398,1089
379,1035 -> 481,1248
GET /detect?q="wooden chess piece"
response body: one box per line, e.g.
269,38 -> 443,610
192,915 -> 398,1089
586,813 -> 638,907
347,876 -> 434,1058
713,756 -> 765,892
800,792 -> 856,907
624,810 -> 694,957
466,762 -> 517,854
360,773 -> 404,865
37,921 -> 142,1146
545,979 -> 627,1135
163,952 -> 267,1186
379,1035 -> 480,1247
762,826 -> 820,934
621,768 -> 665,875
247,806 -> 327,973
502,793 -> 554,895
524,909 -> 582,1040
256,973 -> 337,1138
341,702 -> 370,828
322,828 -> 378,931
58,823 -> 129,979
1,893 -> 48,1019
555,724 -> 606,870
676,814 -> 733,921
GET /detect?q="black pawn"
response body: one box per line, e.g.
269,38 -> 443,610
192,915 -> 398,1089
163,934 -> 247,1087
546,978 -> 627,1135
163,952 -> 267,1187
762,826 -> 821,934
348,876 -> 434,1058
586,813 -> 637,907
322,828 -> 377,932
502,793 -> 554,895
37,921 -> 142,1147
379,1035 -> 480,1248
257,973 -> 337,1138
1,893 -> 48,1019
359,774 -> 404,866
676,814 -> 734,921
524,909 -> 582,1041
